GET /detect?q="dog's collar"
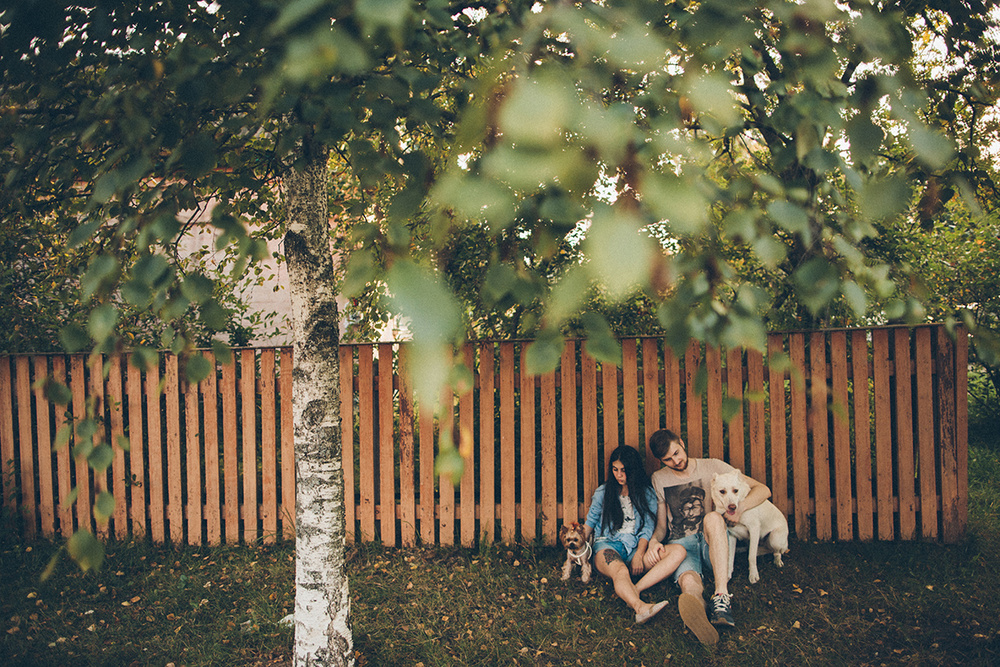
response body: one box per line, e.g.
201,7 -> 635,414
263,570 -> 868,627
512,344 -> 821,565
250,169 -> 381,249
567,542 -> 592,563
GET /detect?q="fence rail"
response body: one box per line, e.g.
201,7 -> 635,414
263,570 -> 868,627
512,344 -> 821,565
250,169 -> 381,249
0,324 -> 968,547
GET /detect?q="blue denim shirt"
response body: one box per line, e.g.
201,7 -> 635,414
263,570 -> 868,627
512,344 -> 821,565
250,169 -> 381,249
584,483 -> 657,555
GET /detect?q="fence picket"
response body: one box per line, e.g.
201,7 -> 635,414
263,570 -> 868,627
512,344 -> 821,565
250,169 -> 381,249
358,345 -> 375,542
220,357 -> 238,544
459,345 -> 476,547
706,346 -> 723,461
397,346 -> 416,547
52,357 -> 74,538
500,342 -> 516,543
0,357 -> 15,521
108,355 -> 128,539
339,345 -> 354,543
873,329 -> 895,540
767,335 -> 789,515
895,328 -> 917,539
851,330 -> 874,541
938,328 -> 961,543
915,328 -> 937,539
16,357 -> 36,538
126,356 -> 147,539
378,343 -> 396,547
541,369 -> 557,544
789,334 -> 809,536
685,341 -> 703,459
727,347 -> 745,472
479,342 -> 495,545
830,332 -> 853,541
561,342 -> 578,523
146,357 -> 165,543
202,352 -> 221,545
519,345 -> 537,542
581,351 -> 599,513
642,338 -> 660,470
260,349 -> 277,544
810,331 -> 832,541
747,348 -> 766,483
32,356 -> 55,537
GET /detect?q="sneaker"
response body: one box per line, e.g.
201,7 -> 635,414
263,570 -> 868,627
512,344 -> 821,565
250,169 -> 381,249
678,593 -> 718,645
709,592 -> 735,627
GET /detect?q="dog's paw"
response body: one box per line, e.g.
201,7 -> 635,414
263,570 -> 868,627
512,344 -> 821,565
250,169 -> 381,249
774,554 -> 784,568
748,569 -> 760,584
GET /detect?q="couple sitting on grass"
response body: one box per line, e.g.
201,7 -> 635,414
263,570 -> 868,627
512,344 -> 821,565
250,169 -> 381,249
580,430 -> 771,645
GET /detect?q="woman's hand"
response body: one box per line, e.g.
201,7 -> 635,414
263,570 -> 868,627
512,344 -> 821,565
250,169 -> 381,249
643,542 -> 664,569
630,554 -> 646,576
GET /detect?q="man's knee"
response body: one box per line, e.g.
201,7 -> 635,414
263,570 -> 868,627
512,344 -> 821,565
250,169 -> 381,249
677,569 -> 703,593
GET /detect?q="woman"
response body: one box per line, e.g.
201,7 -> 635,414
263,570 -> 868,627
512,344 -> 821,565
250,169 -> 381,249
582,445 -> 686,624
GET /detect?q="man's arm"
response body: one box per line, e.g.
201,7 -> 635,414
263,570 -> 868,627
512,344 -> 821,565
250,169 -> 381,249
729,475 -> 771,523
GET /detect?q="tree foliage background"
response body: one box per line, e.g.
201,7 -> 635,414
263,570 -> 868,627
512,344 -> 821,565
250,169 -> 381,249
2,0 -> 1000,662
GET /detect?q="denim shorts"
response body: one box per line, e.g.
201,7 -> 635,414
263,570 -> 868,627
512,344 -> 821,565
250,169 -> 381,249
669,532 -> 711,582
593,537 -> 634,564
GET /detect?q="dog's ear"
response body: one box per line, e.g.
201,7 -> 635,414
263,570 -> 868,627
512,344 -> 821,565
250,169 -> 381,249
712,472 -> 719,482
559,525 -> 569,538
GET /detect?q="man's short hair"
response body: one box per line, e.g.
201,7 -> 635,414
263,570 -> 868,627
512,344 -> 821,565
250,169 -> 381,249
649,428 -> 684,459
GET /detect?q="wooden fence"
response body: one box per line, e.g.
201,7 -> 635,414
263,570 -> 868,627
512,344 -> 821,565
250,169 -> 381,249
0,324 -> 968,547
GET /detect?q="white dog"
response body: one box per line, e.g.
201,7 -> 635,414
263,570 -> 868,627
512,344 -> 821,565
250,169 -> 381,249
711,471 -> 789,584
558,522 -> 593,583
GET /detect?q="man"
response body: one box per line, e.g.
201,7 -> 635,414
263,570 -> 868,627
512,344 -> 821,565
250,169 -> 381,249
643,428 -> 771,645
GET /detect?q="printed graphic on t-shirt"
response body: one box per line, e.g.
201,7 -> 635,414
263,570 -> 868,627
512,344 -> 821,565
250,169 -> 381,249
619,495 -> 636,536
663,482 -> 707,539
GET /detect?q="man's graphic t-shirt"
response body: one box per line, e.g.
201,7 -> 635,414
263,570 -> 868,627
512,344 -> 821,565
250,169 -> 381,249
650,458 -> 736,540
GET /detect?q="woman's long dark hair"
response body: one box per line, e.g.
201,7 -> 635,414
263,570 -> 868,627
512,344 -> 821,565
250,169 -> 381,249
600,445 -> 656,535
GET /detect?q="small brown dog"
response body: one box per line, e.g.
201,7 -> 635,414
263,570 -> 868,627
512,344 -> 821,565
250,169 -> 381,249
558,522 -> 593,583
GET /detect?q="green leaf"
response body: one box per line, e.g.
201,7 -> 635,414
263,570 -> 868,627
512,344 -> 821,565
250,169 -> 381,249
41,548 -> 64,582
435,444 -> 465,486
68,219 -> 102,249
59,324 -> 90,354
94,491 -> 116,522
67,529 -> 105,573
582,312 -> 621,365
77,418 -> 98,441
908,123 -> 955,170
88,443 -> 115,473
386,260 -> 462,344
60,486 -> 79,511
81,255 -> 119,300
199,299 -> 229,330
847,115 -> 885,164
88,303 -> 119,343
44,379 -> 73,405
54,425 -> 72,452
767,201 -> 810,242
857,175 -> 911,221
842,280 -> 867,317
185,354 -> 213,384
116,434 -> 131,453
793,257 -> 840,314
524,331 -> 564,375
498,75 -> 576,148
583,207 -> 655,299
212,340 -> 233,366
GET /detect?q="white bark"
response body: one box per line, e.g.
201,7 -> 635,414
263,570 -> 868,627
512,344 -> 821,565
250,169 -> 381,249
284,141 -> 353,667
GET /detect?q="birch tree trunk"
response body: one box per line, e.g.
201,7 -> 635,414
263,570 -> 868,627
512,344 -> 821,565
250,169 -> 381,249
284,139 -> 353,666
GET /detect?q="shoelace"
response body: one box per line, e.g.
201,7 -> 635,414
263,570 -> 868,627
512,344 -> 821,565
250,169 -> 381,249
712,593 -> 732,611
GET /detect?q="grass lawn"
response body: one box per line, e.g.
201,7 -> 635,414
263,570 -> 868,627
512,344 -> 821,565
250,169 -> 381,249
2,446 -> 999,666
